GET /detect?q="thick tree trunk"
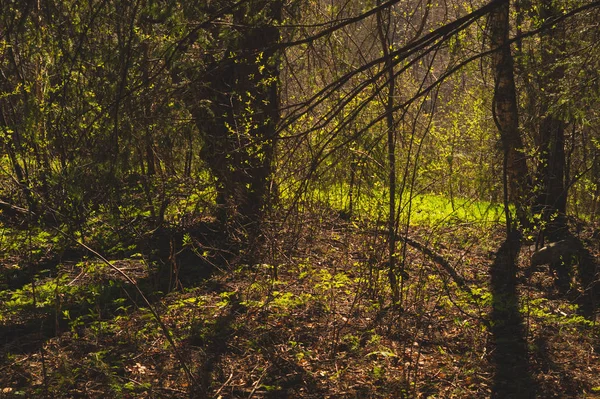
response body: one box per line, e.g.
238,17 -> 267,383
165,0 -> 282,257
488,0 -> 530,230
201,1 -> 281,234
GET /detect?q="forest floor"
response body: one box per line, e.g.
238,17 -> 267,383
1,212 -> 599,398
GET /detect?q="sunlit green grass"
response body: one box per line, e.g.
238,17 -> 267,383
406,193 -> 506,226
297,183 -> 507,227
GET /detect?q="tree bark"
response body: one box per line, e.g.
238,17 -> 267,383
533,0 -> 568,241
171,1 -> 282,247
488,0 -> 530,231
205,1 -> 281,234
376,0 -> 399,303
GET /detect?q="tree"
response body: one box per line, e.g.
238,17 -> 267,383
487,0 -> 530,232
171,1 -> 283,250
532,0 -> 569,240
376,0 -> 400,302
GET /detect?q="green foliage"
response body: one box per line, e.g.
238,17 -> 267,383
168,296 -> 206,311
406,194 -> 507,226
1,274 -> 71,315
522,298 -> 594,327
0,226 -> 63,260
314,269 -> 352,293
371,364 -> 386,380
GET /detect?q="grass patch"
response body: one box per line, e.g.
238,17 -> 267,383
302,183 -> 507,226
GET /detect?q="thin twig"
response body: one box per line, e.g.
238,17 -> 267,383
248,366 -> 269,399
214,369 -> 235,398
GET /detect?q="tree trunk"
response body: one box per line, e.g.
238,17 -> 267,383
376,0 -> 399,303
488,0 -> 530,231
170,1 -> 282,254
533,0 -> 568,241
206,1 -> 280,232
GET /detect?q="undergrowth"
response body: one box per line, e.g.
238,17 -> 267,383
0,210 -> 599,398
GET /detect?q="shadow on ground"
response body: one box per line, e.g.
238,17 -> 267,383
568,232 -> 599,320
188,292 -> 321,398
489,232 -> 536,398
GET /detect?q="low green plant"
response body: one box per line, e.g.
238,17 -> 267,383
341,333 -> 361,352
268,291 -> 312,315
314,270 -> 352,293
371,364 -> 386,380
522,298 -> 594,327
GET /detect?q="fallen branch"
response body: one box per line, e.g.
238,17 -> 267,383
369,228 -> 479,299
399,234 -> 471,292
